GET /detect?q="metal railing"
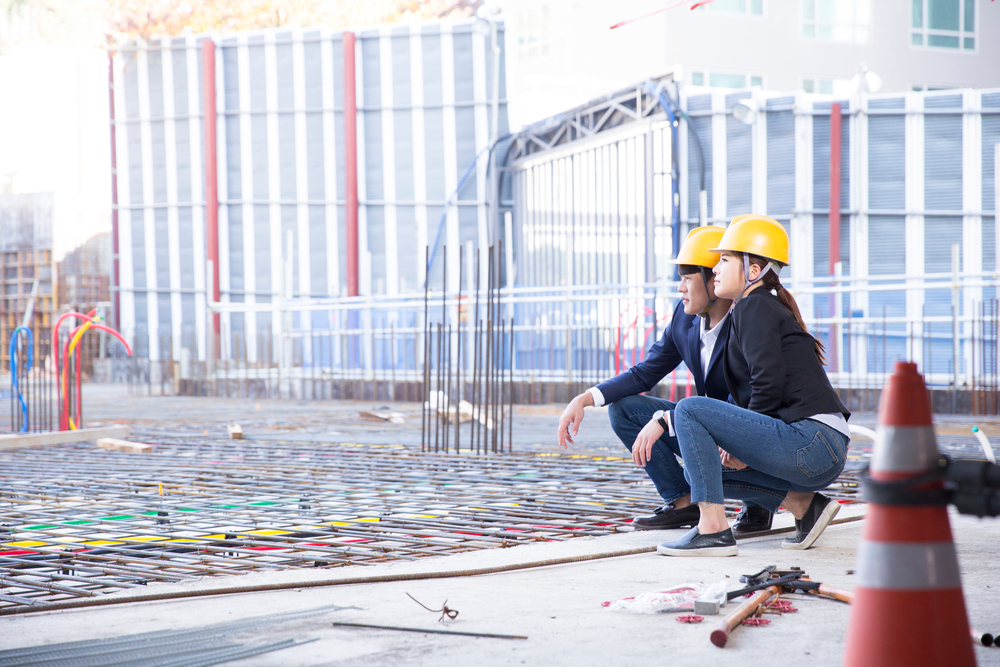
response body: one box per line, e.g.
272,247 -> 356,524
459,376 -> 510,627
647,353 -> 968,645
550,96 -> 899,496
100,267 -> 1000,414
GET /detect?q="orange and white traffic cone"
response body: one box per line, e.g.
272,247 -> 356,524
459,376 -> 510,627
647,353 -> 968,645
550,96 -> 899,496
843,361 -> 975,667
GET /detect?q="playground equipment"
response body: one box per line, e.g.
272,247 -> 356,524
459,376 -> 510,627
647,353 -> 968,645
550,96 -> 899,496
8,327 -> 34,433
51,310 -> 132,432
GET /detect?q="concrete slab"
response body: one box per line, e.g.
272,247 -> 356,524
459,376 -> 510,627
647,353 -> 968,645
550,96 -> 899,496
0,425 -> 129,450
3,506 -> 999,667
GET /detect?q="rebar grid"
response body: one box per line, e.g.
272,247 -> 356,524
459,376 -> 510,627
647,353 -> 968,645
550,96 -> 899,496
0,434 -> 865,613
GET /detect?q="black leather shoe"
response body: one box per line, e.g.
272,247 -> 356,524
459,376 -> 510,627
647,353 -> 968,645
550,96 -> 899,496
631,504 -> 700,530
782,493 -> 840,550
732,503 -> 774,536
656,526 -> 738,557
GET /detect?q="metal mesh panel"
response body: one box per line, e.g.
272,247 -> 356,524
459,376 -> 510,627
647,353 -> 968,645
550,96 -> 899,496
309,205 -> 327,295
367,205 -> 386,293
453,32 -> 474,104
172,44 -> 189,115
726,92 -> 751,216
424,107 -> 446,201
251,114 -> 269,199
766,110 -> 794,217
868,215 -> 907,372
175,114 -> 192,203
868,114 -> 905,210
455,106 -> 478,200
421,28 -> 443,106
924,217 -> 964,374
983,113 -> 1000,212
394,110 -> 415,201
254,204 -> 271,292
127,124 -> 144,206
925,114 -> 962,210
281,204 -> 298,294
278,112 -> 297,200
151,121 -> 168,203
685,110 -> 712,221
228,206 -> 244,293
178,207 -> 194,289
396,205 -> 418,292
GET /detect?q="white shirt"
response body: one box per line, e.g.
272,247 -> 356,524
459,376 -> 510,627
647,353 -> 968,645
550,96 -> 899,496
588,313 -> 728,409
699,312 -> 727,383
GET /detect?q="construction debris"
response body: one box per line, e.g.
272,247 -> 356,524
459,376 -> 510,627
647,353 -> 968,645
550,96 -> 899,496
95,438 -> 153,454
358,410 -> 406,424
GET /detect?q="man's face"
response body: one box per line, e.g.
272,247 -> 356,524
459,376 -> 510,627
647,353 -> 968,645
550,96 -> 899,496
677,268 -> 715,315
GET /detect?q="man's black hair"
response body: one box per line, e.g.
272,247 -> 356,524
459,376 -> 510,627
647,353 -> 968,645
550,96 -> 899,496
677,264 -> 702,276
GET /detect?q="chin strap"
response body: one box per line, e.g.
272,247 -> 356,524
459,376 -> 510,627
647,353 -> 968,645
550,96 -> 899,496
698,268 -> 715,318
736,256 -> 778,302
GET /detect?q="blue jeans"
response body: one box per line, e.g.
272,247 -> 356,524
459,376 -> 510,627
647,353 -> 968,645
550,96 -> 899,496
608,394 -> 690,505
672,396 -> 849,512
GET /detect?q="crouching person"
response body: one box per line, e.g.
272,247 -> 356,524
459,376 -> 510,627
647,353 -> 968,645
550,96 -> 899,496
657,215 -> 850,557
556,226 -> 773,534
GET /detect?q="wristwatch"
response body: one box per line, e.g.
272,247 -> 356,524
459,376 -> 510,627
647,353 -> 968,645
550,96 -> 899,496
651,410 -> 669,431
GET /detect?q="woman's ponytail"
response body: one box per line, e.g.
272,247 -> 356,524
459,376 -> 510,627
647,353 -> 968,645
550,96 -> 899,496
748,255 -> 827,365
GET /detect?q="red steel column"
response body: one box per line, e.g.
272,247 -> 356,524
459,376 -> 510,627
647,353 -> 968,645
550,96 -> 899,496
108,52 -> 121,331
202,38 -> 221,342
343,31 -> 359,297
829,102 -> 842,370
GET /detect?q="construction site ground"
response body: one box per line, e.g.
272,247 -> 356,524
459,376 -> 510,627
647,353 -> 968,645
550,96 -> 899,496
2,384 -> 1000,666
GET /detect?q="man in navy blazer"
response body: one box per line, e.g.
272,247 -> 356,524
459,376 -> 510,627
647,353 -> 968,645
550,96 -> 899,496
557,227 -> 774,533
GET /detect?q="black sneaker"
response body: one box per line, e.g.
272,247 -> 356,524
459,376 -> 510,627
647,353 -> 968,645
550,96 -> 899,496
732,503 -> 774,536
656,526 -> 738,557
631,504 -> 700,531
782,493 -> 840,550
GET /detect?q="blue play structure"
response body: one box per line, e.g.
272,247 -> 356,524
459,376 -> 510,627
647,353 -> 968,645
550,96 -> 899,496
9,326 -> 34,433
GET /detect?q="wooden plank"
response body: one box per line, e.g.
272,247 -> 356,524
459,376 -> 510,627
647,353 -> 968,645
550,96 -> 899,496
0,426 -> 130,451
96,438 -> 153,454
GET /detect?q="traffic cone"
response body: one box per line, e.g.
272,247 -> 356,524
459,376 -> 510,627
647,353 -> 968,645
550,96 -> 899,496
843,361 -> 975,667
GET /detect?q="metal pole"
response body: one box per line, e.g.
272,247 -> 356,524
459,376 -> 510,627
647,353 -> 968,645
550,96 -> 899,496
108,52 -> 122,332
952,243 -> 961,413
829,102 -> 842,372
343,32 -> 359,297
202,38 -> 220,345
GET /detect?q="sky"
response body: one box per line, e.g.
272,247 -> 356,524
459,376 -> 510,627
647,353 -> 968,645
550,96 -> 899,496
0,41 -> 111,260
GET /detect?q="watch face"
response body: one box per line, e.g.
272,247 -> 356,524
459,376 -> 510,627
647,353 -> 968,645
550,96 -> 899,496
652,410 -> 664,421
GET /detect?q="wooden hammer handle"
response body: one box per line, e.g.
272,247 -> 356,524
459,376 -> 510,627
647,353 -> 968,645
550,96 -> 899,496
709,585 -> 780,648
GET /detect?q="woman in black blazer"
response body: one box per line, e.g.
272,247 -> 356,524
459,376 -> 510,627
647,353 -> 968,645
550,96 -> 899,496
657,215 -> 850,557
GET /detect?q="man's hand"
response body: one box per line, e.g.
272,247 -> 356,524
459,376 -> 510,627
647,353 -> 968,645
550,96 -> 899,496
719,447 -> 748,470
557,392 -> 594,449
632,419 -> 665,467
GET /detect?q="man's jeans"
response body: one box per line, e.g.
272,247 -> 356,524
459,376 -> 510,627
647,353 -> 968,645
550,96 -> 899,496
608,394 -> 691,505
673,396 -> 850,512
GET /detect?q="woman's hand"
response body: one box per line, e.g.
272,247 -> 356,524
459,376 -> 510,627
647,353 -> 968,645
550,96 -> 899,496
719,447 -> 748,470
632,419 -> 665,467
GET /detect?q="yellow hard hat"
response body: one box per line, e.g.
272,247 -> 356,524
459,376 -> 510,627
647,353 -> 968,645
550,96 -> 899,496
709,214 -> 789,265
669,226 -> 726,268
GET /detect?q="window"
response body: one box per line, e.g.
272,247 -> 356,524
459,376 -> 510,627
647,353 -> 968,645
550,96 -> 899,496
695,0 -> 763,15
689,70 -> 764,89
803,77 -> 854,96
802,0 -> 871,43
911,0 -> 975,50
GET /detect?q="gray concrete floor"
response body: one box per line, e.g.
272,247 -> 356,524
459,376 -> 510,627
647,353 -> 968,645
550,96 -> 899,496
3,507 -> 1000,666
4,385 -> 1000,665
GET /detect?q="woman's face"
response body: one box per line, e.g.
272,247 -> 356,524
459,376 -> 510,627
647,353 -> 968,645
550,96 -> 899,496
713,251 -> 749,300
